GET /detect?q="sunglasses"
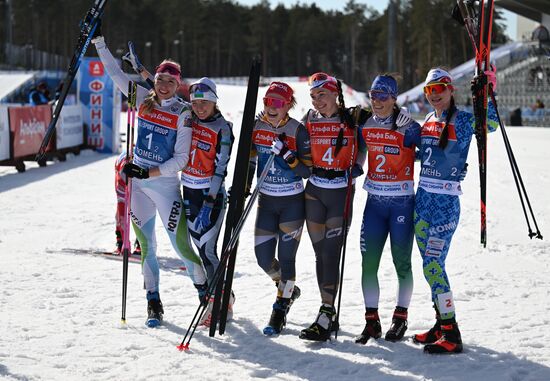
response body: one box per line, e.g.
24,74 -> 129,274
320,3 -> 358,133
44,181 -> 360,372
308,73 -> 335,89
263,97 -> 288,109
190,83 -> 215,95
369,91 -> 392,102
155,64 -> 181,77
423,82 -> 452,95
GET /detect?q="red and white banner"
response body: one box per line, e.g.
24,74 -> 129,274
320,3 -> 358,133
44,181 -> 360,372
9,104 -> 52,158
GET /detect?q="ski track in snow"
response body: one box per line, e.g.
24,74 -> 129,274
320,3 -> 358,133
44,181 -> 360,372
1,83 -> 550,380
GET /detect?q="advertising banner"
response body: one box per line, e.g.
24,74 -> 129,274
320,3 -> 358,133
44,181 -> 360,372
57,105 -> 83,149
78,57 -> 119,153
9,105 -> 52,158
0,105 -> 9,161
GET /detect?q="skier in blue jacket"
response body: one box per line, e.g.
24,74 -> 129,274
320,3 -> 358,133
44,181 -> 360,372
411,67 -> 498,354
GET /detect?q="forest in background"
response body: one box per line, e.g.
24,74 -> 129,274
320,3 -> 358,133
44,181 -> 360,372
0,0 -> 508,91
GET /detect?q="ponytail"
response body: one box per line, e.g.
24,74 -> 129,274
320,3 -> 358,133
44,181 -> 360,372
142,89 -> 158,115
438,96 -> 457,149
336,79 -> 355,128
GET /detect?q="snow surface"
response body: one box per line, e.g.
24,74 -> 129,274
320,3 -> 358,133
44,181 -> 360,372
1,82 -> 550,381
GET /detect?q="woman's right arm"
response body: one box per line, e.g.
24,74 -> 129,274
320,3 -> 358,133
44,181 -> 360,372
92,37 -> 149,102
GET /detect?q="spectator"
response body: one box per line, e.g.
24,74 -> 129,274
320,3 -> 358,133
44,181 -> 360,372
28,82 -> 51,106
531,24 -> 550,43
534,99 -> 545,109
510,108 -> 522,126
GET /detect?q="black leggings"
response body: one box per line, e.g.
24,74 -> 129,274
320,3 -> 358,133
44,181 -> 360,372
305,182 -> 354,305
254,192 -> 305,283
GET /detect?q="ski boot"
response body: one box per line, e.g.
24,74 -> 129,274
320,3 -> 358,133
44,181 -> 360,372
299,304 -> 335,341
385,306 -> 408,342
424,319 -> 463,354
275,281 -> 302,313
146,291 -> 164,328
413,307 -> 441,344
263,297 -> 290,335
355,308 -> 382,344
199,295 -> 215,327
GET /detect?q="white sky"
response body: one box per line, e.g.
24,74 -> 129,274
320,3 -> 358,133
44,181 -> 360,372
236,0 -> 517,40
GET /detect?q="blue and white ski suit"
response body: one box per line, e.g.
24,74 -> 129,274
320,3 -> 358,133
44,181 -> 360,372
410,104 -> 498,320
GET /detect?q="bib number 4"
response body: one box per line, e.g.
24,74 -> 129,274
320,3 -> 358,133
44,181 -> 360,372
322,147 -> 334,166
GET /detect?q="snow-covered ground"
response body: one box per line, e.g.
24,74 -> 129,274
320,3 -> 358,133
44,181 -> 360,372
1,81 -> 549,381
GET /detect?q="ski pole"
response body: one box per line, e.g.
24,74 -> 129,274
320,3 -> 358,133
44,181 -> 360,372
121,81 -> 137,323
178,153 -> 276,350
333,167 -> 354,340
489,90 -> 543,240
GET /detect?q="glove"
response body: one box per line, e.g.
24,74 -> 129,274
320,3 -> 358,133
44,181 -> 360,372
396,107 -> 413,127
458,163 -> 468,181
122,41 -> 144,74
351,164 -> 364,178
122,163 -> 149,179
485,64 -> 497,92
271,136 -> 295,163
270,138 -> 287,156
91,35 -> 105,48
195,203 -> 213,232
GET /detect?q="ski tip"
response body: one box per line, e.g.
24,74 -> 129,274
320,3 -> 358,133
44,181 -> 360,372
177,343 -> 190,352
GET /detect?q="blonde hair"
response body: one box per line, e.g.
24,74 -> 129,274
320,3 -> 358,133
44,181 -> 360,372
141,59 -> 182,115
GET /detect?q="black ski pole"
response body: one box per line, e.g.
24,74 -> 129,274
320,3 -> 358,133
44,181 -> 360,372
333,168 -> 354,340
177,153 -> 276,350
489,90 -> 543,240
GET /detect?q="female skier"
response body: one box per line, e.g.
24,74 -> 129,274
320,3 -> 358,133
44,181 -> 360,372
298,72 -> 367,341
411,67 -> 498,354
122,46 -> 235,326
182,77 -> 235,325
93,33 -> 208,328
355,75 -> 419,344
248,81 -> 312,335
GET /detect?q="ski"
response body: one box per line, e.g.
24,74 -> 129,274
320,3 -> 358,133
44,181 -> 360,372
455,0 -> 494,247
46,248 -> 187,271
121,81 -> 137,323
47,248 -> 141,264
475,0 -> 494,248
36,0 -> 108,161
208,58 -> 262,337
215,57 -> 262,336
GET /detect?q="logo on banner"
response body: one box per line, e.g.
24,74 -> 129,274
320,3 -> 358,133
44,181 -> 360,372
80,57 -> 118,153
89,61 -> 104,76
89,80 -> 104,92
